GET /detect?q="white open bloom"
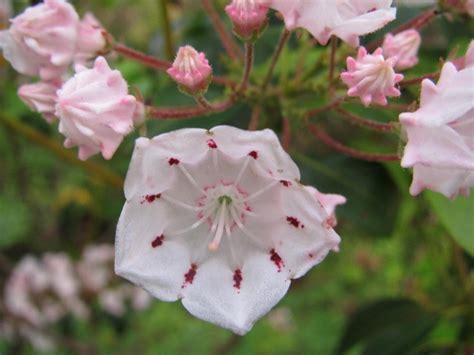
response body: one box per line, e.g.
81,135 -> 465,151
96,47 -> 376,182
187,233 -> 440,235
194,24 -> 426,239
115,126 -> 341,334
266,0 -> 396,47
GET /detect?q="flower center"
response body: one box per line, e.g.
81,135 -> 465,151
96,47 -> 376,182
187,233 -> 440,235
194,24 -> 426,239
198,184 -> 249,251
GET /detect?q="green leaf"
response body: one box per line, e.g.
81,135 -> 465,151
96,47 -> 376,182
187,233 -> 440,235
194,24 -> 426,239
0,195 -> 32,248
425,192 -> 474,256
337,298 -> 438,355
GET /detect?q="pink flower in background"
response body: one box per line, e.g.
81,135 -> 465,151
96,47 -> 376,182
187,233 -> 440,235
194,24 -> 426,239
0,0 -> 79,80
382,29 -> 422,70
467,0 -> 474,16
453,40 -> 474,70
17,80 -> 62,123
77,244 -> 115,293
115,126 -> 341,334
75,13 -> 107,65
225,0 -> 269,40
266,0 -> 396,47
305,186 -> 347,228
56,56 -> 136,160
167,45 -> 213,96
400,62 -> 474,198
341,47 -> 404,107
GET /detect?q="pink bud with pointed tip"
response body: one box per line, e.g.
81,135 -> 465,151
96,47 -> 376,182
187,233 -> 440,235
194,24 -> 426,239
225,0 -> 269,40
167,46 -> 213,96
341,47 -> 404,107
453,40 -> 474,70
74,13 -> 107,65
382,29 -> 421,70
56,56 -> 136,160
18,80 -> 62,123
0,0 -> 79,80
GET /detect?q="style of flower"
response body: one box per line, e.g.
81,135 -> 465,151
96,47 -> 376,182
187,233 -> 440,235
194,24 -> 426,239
75,13 -> 107,65
225,0 -> 269,40
56,56 -> 137,160
382,29 -> 422,70
17,80 -> 62,123
400,62 -> 474,198
265,0 -> 396,47
341,47 -> 404,107
166,45 -> 213,96
0,0 -> 79,80
115,125 -> 342,334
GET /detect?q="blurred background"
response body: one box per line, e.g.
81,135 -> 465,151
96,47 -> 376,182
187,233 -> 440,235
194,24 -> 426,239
0,0 -> 473,354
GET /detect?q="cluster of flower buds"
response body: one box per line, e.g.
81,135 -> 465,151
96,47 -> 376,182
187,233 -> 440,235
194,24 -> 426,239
0,245 -> 151,350
0,0 -> 143,160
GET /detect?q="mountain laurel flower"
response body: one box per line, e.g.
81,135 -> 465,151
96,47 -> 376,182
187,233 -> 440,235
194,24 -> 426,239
341,47 -> 404,107
382,29 -> 422,70
167,45 -> 213,96
56,56 -> 136,160
265,0 -> 396,47
400,62 -> 474,198
115,125 -> 341,334
0,0 -> 79,80
225,0 -> 269,41
74,13 -> 107,65
17,80 -> 62,123
453,40 -> 474,70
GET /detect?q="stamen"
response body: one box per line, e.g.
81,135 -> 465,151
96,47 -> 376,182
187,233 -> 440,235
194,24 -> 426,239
178,164 -> 206,194
234,156 -> 251,185
161,194 -> 204,211
243,180 -> 279,202
208,200 -> 228,251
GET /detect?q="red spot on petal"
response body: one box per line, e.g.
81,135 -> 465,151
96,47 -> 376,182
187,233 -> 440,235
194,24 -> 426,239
287,216 -> 302,228
168,158 -> 180,166
309,253 -> 314,258
280,180 -> 292,187
270,249 -> 284,272
141,193 -> 161,204
207,139 -> 217,149
248,151 -> 258,159
151,234 -> 164,248
182,264 -> 197,288
233,269 -> 242,290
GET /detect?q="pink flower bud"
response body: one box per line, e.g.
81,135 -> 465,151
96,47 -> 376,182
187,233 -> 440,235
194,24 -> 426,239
75,13 -> 107,65
453,40 -> 474,70
341,47 -> 404,107
56,56 -> 136,160
382,29 -> 422,70
18,80 -> 62,123
167,46 -> 213,96
225,0 -> 269,40
0,0 -> 79,80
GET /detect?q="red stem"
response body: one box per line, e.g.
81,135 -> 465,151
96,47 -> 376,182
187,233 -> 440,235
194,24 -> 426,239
308,124 -> 400,162
147,98 -> 234,119
201,0 -> 242,61
113,42 -> 170,70
367,7 -> 439,51
335,108 -> 398,132
400,72 -> 439,86
282,117 -> 291,150
304,97 -> 345,118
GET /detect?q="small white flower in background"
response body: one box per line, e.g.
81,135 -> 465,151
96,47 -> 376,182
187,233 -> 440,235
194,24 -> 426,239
56,56 -> 137,160
17,80 -> 62,123
400,62 -> 474,198
341,47 -> 404,107
115,125 -> 342,335
4,253 -> 88,328
265,0 -> 396,47
382,29 -> 422,70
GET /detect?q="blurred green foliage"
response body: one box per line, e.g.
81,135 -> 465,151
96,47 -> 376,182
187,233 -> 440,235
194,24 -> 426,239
0,0 -> 473,354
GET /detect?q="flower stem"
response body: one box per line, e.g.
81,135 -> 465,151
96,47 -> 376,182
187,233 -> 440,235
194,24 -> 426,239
328,36 -> 338,96
261,29 -> 291,90
400,72 -> 439,86
159,0 -> 175,61
200,0 -> 243,61
282,117 -> 291,150
303,97 -> 345,119
0,113 -> 124,190
238,43 -> 254,92
335,108 -> 398,132
113,42 -> 171,70
147,98 -> 234,119
308,123 -> 400,162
